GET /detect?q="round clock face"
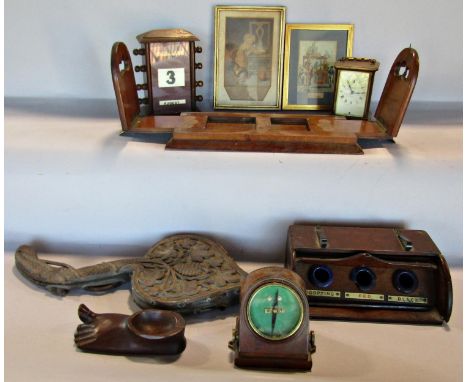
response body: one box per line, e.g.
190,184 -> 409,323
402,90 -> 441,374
334,70 -> 370,118
247,283 -> 304,341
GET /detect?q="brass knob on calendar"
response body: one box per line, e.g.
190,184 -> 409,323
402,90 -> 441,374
132,48 -> 145,56
138,98 -> 149,104
195,63 -> 203,69
195,46 -> 202,53
196,81 -> 203,87
136,84 -> 148,91
135,65 -> 147,72
196,95 -> 203,102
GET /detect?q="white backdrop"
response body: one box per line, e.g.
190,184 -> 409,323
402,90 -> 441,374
5,0 -> 463,103
4,0 -> 463,265
4,99 -> 462,264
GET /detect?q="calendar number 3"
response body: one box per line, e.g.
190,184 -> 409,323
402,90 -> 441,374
166,70 -> 176,85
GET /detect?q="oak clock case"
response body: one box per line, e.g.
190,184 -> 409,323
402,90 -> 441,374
229,267 -> 315,371
333,58 -> 380,118
132,29 -> 203,114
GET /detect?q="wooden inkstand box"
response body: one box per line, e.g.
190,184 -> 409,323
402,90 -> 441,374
285,224 -> 452,324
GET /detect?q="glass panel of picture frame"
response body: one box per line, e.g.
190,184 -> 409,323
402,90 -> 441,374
283,24 -> 354,110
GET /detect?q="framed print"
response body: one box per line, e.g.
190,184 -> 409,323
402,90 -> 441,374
282,24 -> 354,110
214,6 -> 286,109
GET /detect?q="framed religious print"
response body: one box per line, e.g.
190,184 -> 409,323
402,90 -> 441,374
213,6 -> 286,109
282,24 -> 354,110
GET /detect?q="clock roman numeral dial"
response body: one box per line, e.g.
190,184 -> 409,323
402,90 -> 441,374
334,70 -> 370,118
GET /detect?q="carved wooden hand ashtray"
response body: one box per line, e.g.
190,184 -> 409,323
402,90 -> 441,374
15,234 -> 247,313
75,304 -> 186,355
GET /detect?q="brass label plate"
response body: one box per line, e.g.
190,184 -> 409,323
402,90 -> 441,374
388,295 -> 428,304
345,292 -> 385,301
307,289 -> 341,298
308,290 -> 429,304
307,92 -> 324,99
159,99 -> 187,106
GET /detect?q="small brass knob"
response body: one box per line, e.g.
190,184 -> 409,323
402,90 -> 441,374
196,81 -> 203,87
136,84 -> 148,91
195,63 -> 203,69
195,46 -> 203,53
138,98 -> 149,104
196,95 -> 203,102
135,65 -> 147,72
132,48 -> 145,56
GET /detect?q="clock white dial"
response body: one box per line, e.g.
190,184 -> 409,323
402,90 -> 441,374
334,70 -> 370,118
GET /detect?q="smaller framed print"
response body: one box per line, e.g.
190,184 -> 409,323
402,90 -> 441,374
214,6 -> 286,110
282,24 -> 354,110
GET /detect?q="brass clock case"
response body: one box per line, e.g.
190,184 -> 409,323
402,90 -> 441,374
333,57 -> 380,119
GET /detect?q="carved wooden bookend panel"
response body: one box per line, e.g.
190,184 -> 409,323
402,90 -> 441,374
15,234 -> 247,314
286,225 -> 452,324
75,304 -> 186,355
111,42 -> 140,132
374,47 -> 419,137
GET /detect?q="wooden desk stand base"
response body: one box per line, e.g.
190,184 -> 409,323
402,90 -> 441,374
166,112 -> 390,154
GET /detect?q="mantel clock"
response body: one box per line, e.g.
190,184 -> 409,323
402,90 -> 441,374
229,267 -> 315,370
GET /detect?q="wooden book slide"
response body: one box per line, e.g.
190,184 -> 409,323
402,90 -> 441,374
111,43 -> 419,154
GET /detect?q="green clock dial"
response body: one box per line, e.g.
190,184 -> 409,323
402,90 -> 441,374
334,70 -> 370,117
247,283 -> 304,341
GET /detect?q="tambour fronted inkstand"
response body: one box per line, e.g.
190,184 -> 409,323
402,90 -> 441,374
286,224 -> 452,324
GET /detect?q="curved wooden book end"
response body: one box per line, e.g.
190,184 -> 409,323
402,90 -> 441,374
374,47 -> 419,137
111,42 -> 140,132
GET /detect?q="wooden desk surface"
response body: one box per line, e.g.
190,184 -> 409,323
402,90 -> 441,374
5,254 -> 462,382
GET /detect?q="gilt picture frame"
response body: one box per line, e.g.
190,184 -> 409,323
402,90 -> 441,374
214,6 -> 286,109
282,24 -> 354,110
